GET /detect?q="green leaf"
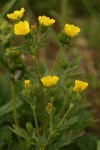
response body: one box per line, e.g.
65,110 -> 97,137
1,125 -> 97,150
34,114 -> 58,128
0,100 -> 22,117
0,126 -> 12,149
11,125 -> 28,139
11,124 -> 37,145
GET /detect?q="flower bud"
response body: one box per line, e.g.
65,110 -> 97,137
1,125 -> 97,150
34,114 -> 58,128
46,103 -> 54,114
25,80 -> 31,88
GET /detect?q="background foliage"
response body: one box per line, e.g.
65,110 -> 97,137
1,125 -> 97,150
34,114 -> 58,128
0,0 -> 100,149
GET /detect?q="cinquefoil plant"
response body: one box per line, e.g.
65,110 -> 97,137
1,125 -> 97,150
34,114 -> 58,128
7,8 -> 89,150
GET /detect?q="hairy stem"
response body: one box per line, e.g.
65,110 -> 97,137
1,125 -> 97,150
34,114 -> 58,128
41,90 -> 45,135
49,47 -> 63,74
33,55 -> 45,135
11,81 -> 24,150
50,114 -> 52,132
11,81 -> 18,126
32,106 -> 40,137
34,55 -> 42,86
57,104 -> 73,128
44,113 -> 53,149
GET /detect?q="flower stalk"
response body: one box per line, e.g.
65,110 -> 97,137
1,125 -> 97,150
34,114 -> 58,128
32,106 -> 40,137
33,54 -> 42,86
11,80 -> 24,150
44,113 -> 53,149
33,54 -> 45,135
57,103 -> 73,128
49,47 -> 63,74
11,80 -> 18,126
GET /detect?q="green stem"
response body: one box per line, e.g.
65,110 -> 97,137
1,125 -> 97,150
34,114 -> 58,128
41,90 -> 45,135
11,81 -> 18,126
49,47 -> 63,74
50,114 -> 52,132
33,54 -> 45,135
11,81 -> 24,150
38,33 -> 46,45
57,104 -> 73,128
38,27 -> 51,46
45,113 -> 53,149
32,106 -> 40,137
46,133 -> 51,148
34,55 -> 42,86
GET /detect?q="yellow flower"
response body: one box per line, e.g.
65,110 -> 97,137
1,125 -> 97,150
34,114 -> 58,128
41,75 -> 59,87
25,80 -> 31,88
64,24 -> 80,38
73,80 -> 88,93
14,21 -> 30,35
7,8 -> 25,20
38,15 -> 55,26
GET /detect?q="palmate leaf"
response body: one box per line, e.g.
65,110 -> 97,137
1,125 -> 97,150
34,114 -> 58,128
48,130 -> 84,150
47,116 -> 80,149
15,44 -> 32,54
11,125 -> 27,139
11,123 -> 37,145
47,101 -> 94,150
57,116 -> 79,132
58,65 -> 82,79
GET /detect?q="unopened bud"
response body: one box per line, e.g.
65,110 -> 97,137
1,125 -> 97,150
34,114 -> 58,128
46,103 -> 54,114
31,25 -> 37,29
25,80 -> 31,88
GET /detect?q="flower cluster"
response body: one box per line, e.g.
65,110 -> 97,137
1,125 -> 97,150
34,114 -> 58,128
7,8 -> 55,35
7,7 -> 80,40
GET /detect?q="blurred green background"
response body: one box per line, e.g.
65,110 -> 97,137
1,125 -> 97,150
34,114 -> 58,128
0,0 -> 100,149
